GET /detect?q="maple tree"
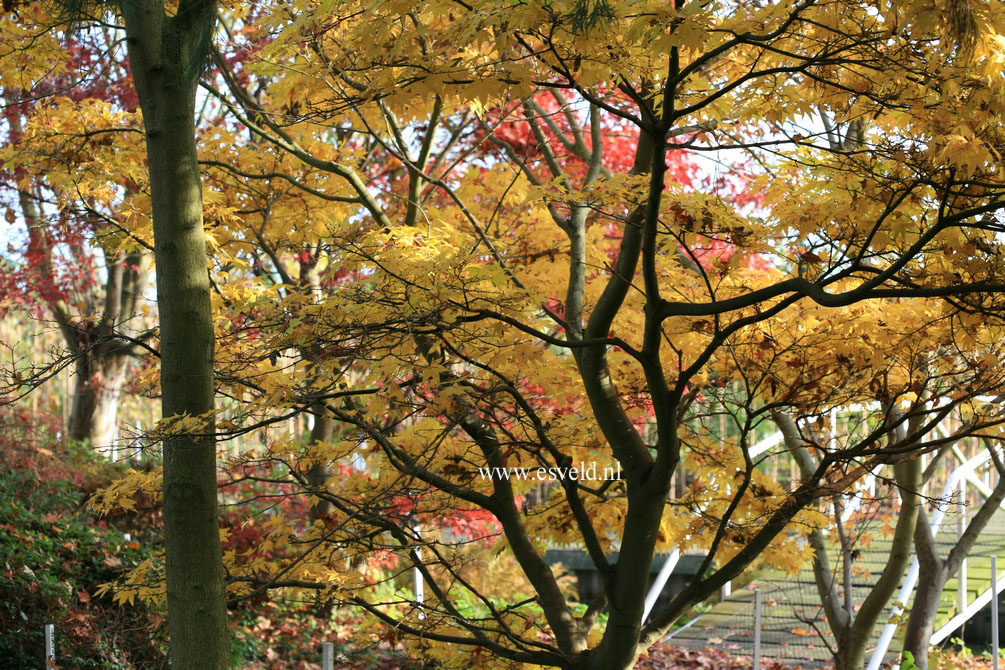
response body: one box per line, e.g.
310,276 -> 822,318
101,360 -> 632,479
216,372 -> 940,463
6,0 -> 1005,669
185,2 -> 1005,669
0,19 -> 151,450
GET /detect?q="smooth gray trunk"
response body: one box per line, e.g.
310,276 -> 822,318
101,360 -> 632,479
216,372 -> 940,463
902,454 -> 1005,670
902,567 -> 946,670
828,459 -> 922,670
774,411 -> 922,670
299,261 -> 336,520
307,408 -> 335,520
67,249 -> 148,450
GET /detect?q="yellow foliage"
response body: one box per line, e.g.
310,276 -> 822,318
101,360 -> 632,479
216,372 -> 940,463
11,0 -> 1005,664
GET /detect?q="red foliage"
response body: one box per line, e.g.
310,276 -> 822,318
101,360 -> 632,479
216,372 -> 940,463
232,604 -> 427,670
0,405 -> 81,484
0,28 -> 138,319
0,406 -> 168,667
426,506 -> 500,539
219,461 -> 313,563
477,91 -> 697,188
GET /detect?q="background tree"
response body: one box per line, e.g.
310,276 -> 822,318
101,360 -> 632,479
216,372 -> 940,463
766,284 -> 1005,669
902,439 -> 1005,670
775,408 -> 921,670
1,13 -> 152,450
2,100 -> 151,450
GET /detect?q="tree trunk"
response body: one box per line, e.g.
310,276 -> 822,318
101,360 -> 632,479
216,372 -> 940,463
902,452 -> 1005,669
300,260 -> 335,520
832,625 -> 874,670
307,408 -> 335,520
774,410 -> 921,670
902,566 -> 947,670
69,248 -> 150,450
831,458 -> 922,670
585,487 -> 667,670
121,0 -> 230,667
65,248 -> 148,451
68,350 -> 128,449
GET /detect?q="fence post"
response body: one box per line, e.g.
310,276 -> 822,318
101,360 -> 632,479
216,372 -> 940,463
322,641 -> 334,670
994,556 -> 999,670
411,516 -> 425,620
958,481 -> 967,615
753,589 -> 762,670
44,624 -> 54,668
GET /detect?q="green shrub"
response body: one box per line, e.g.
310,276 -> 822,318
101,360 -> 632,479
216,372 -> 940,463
0,408 -> 166,669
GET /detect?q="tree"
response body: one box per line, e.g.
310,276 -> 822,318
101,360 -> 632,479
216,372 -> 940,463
4,0 -> 233,666
1,15 -> 151,450
9,1 -> 1005,669
763,121 -> 927,670
901,440 -> 1005,670
176,2 -> 1005,669
116,0 -> 231,665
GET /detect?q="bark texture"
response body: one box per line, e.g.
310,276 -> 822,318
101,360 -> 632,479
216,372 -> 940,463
306,408 -> 336,520
66,249 -> 149,449
301,259 -> 336,520
121,0 -> 230,666
67,331 -> 130,448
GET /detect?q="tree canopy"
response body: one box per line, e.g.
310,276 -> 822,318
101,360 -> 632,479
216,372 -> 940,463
5,0 -> 1005,668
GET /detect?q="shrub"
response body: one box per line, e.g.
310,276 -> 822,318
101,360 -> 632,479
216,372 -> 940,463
0,407 -> 166,669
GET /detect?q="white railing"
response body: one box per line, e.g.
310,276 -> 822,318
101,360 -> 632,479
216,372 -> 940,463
867,447 -> 1002,670
640,418 -> 1002,667
642,428 -> 785,619
643,416 -> 880,618
643,548 -> 681,621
